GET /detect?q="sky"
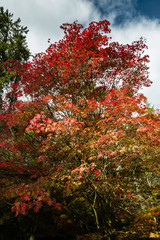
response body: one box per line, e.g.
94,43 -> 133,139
1,0 -> 160,108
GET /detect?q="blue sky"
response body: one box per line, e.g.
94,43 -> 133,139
93,0 -> 160,24
1,0 -> 160,108
137,0 -> 160,20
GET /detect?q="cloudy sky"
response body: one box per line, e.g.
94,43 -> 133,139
1,0 -> 160,108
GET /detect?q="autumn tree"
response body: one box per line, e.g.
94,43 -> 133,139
0,20 -> 160,240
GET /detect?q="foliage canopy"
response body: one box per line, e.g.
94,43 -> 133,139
0,20 -> 159,240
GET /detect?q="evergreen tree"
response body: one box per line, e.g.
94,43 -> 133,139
0,6 -> 30,111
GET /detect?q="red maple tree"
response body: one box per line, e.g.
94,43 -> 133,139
0,20 -> 159,240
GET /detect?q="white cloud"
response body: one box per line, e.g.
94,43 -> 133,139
111,17 -> 160,108
1,0 -> 100,54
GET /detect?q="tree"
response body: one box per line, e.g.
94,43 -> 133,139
0,20 -> 159,240
0,6 -> 30,111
